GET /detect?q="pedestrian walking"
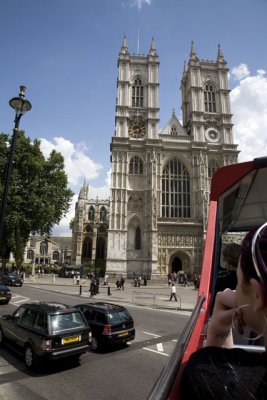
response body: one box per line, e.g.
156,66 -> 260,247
120,277 -> 125,290
183,273 -> 188,287
104,273 -> 108,285
169,283 -> 177,301
116,280 -> 121,290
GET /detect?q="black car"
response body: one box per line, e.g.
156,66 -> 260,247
1,273 -> 23,287
0,284 -> 12,304
74,302 -> 135,351
0,302 -> 92,369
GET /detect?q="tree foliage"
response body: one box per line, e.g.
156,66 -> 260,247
0,131 -> 74,266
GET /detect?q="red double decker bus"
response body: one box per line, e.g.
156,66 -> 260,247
149,156 -> 267,399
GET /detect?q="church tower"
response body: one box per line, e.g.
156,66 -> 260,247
106,35 -> 160,277
181,42 -> 238,228
74,38 -> 239,279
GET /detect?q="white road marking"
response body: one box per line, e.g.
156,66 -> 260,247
143,331 -> 161,338
12,298 -> 30,304
157,343 -> 164,352
143,347 -> 169,357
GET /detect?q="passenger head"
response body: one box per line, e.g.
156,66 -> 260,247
239,222 -> 267,301
222,243 -> 241,269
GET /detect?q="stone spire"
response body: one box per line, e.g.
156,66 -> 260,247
189,40 -> 198,61
217,43 -> 225,63
79,178 -> 88,199
149,36 -> 157,56
120,33 -> 128,55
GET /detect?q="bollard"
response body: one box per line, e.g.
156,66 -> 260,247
108,286 -> 111,296
79,285 -> 82,295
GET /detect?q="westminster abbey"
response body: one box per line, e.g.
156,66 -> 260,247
71,37 -> 239,279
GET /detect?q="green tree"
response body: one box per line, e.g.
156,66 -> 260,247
69,217 -> 75,232
0,131 -> 74,266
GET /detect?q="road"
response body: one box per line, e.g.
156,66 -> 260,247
0,285 -> 191,399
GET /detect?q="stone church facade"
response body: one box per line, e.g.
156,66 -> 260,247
72,37 -> 239,279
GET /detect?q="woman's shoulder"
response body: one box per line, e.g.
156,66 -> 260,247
180,347 -> 267,399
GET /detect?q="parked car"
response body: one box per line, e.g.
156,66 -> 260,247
1,273 -> 23,287
0,302 -> 92,369
74,302 -> 135,351
0,284 -> 12,304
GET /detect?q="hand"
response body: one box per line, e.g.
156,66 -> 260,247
206,288 -> 237,348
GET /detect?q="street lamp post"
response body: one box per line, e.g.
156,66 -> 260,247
0,85 -> 32,258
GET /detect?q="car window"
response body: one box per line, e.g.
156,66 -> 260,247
33,312 -> 48,333
107,310 -> 132,324
87,310 -> 96,321
50,312 -> 86,334
83,308 -> 92,320
95,312 -> 106,324
12,306 -> 27,322
20,309 -> 36,328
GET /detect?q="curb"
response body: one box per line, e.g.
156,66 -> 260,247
24,283 -> 195,312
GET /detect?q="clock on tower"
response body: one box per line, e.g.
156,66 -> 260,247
128,115 -> 146,138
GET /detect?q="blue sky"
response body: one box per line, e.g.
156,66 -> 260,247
1,0 -> 267,235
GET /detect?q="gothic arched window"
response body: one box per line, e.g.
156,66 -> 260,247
129,156 -> 143,176
27,250 -> 34,260
82,237 -> 92,259
208,159 -> 219,178
40,241 -> 48,256
135,227 -> 141,250
204,84 -> 216,113
88,206 -> 95,222
132,78 -> 144,107
161,159 -> 191,218
52,251 -> 59,261
100,206 -> 107,222
96,237 -> 105,259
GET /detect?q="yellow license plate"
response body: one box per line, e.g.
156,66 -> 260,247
119,332 -> 128,337
0,296 -> 6,300
62,335 -> 80,344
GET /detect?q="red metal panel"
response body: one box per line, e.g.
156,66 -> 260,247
168,200 -> 218,400
210,161 -> 254,201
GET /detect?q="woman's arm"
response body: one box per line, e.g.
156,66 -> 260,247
206,289 -> 237,348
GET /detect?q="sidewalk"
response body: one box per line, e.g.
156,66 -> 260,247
23,275 -> 198,312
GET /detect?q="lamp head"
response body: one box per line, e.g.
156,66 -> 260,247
9,85 -> 32,116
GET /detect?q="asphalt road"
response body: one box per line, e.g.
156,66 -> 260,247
0,285 -> 191,400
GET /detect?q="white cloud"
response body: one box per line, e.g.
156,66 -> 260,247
230,66 -> 267,162
40,137 -> 102,186
131,0 -> 152,10
231,63 -> 250,81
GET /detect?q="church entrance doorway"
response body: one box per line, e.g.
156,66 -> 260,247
171,257 -> 182,273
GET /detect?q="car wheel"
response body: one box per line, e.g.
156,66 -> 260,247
24,345 -> 37,369
0,327 -> 4,345
91,337 -> 99,351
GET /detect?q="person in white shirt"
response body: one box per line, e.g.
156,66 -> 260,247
169,283 -> 177,301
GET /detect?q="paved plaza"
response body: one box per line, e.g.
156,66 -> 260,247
23,275 -> 198,311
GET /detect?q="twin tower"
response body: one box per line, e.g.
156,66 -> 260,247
72,36 -> 238,279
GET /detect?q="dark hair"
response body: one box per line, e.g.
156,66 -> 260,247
222,243 -> 241,269
240,224 -> 267,297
